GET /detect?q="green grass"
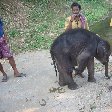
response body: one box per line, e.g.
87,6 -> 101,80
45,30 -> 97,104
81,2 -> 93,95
0,0 -> 112,53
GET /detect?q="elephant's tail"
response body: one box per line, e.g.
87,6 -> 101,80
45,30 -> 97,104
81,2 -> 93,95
50,50 -> 58,77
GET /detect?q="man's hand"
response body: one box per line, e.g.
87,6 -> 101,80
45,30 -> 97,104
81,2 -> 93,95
70,15 -> 75,22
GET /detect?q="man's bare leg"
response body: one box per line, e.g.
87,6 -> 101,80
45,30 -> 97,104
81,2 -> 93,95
8,56 -> 22,77
0,63 -> 7,82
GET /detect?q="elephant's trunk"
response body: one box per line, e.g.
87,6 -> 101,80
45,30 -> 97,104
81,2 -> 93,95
105,62 -> 110,79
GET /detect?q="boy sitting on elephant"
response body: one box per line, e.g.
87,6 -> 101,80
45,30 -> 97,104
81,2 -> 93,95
64,2 -> 89,31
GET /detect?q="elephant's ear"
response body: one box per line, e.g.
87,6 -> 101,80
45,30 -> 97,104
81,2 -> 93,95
97,41 -> 104,58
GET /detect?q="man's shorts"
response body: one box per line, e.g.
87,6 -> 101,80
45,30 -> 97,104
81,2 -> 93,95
0,36 -> 13,59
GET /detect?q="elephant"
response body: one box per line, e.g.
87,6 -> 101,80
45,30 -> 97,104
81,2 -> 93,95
50,28 -> 111,90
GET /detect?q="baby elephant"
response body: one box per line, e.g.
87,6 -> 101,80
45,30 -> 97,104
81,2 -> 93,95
50,29 -> 111,90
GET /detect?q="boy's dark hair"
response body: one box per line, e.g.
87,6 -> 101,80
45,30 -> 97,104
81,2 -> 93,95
71,2 -> 81,10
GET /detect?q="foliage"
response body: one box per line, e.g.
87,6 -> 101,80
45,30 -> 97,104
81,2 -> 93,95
0,0 -> 112,53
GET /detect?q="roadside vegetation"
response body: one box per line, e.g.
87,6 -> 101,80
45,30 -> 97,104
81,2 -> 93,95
0,0 -> 112,53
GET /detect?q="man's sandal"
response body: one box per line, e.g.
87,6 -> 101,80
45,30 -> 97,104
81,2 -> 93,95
14,73 -> 26,77
2,75 -> 8,82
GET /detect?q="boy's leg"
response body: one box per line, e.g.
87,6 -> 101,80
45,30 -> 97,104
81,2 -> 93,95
8,56 -> 22,77
0,63 -> 7,82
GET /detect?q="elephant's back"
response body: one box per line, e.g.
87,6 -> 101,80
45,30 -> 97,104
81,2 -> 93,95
50,28 -> 99,55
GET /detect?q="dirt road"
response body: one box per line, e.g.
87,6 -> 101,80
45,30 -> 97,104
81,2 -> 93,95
0,50 -> 112,112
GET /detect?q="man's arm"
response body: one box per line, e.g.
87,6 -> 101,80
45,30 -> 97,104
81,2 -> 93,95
85,18 -> 89,30
64,16 -> 74,31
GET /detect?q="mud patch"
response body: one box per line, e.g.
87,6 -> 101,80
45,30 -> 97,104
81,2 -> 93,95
49,87 -> 66,93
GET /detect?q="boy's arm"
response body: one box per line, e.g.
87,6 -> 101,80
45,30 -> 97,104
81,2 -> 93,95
85,18 -> 89,30
110,18 -> 112,26
64,17 -> 73,31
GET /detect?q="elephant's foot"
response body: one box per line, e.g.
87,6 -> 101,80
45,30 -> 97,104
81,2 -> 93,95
59,81 -> 67,86
78,73 -> 84,78
105,76 -> 110,79
73,73 -> 84,78
74,69 -> 84,78
88,77 -> 96,82
68,82 -> 78,90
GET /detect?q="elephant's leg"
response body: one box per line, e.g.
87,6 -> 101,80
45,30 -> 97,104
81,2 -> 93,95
75,60 -> 87,76
87,57 -> 96,82
63,65 -> 78,90
71,57 -> 84,78
55,57 -> 67,86
57,63 -> 67,86
59,72 -> 67,86
67,72 -> 78,90
57,56 -> 78,90
76,52 -> 89,76
73,65 -> 84,78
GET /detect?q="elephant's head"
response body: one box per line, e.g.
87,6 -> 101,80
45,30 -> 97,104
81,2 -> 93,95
96,40 -> 111,64
96,40 -> 111,78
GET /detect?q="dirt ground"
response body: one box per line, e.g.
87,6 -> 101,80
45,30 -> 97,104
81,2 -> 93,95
0,50 -> 112,112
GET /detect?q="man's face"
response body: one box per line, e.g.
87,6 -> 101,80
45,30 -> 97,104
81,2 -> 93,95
72,6 -> 80,14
